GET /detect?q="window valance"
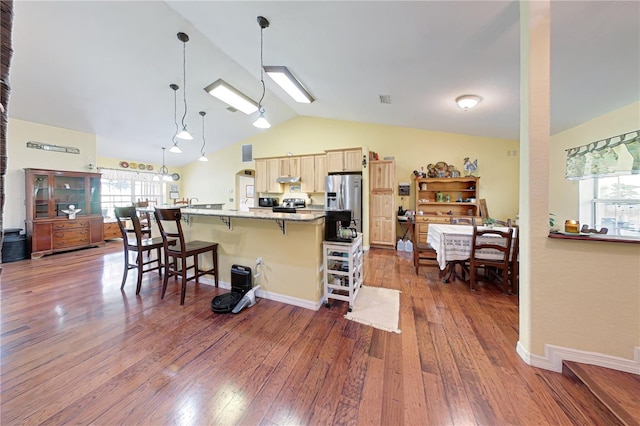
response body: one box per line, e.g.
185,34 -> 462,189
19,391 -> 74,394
565,130 -> 639,180
98,167 -> 160,182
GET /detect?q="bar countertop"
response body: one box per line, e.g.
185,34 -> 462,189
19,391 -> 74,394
180,207 -> 325,222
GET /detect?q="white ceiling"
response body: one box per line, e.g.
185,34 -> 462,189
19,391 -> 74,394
7,1 -> 639,167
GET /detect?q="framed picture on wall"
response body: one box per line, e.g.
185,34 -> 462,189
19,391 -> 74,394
169,191 -> 180,200
246,185 -> 254,198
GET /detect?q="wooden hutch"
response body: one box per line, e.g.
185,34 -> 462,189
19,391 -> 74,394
25,168 -> 105,259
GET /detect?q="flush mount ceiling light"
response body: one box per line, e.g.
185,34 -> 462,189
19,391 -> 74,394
198,111 -> 209,162
204,79 -> 259,115
168,84 -> 182,153
455,95 -> 482,111
176,32 -> 193,140
253,16 -> 271,129
264,66 -> 314,103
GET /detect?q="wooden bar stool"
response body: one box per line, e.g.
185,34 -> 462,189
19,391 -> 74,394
114,206 -> 172,295
154,207 -> 219,305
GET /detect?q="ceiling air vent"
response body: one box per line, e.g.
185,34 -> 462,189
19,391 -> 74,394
226,106 -> 238,113
379,95 -> 391,104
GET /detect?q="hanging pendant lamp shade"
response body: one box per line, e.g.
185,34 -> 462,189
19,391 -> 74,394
168,84 -> 182,153
198,111 -> 209,162
253,16 -> 271,129
176,32 -> 193,140
155,147 -> 173,181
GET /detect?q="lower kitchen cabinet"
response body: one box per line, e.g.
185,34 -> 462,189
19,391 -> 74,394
323,233 -> 363,312
29,217 -> 105,259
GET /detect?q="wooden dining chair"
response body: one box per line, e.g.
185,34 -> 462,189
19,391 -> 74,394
154,207 -> 219,305
407,216 -> 438,275
494,219 -> 513,227
450,217 -> 476,225
114,206 -> 171,295
510,225 -> 520,294
468,226 -> 514,293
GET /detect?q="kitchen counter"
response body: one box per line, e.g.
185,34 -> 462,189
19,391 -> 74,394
181,207 -> 324,226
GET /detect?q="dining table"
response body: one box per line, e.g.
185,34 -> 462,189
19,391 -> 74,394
426,223 -> 517,283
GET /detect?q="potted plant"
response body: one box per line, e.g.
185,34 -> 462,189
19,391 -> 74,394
483,217 -> 497,228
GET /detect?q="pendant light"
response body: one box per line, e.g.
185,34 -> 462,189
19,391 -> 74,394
253,16 -> 271,129
176,32 -> 193,140
168,84 -> 182,153
154,147 -> 173,182
198,111 -> 208,162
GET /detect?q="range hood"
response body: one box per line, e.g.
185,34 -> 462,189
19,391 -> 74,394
276,176 -> 301,184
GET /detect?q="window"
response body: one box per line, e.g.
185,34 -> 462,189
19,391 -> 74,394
100,169 -> 165,218
580,175 -> 640,236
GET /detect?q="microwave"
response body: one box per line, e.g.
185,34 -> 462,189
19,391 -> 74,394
258,197 -> 279,207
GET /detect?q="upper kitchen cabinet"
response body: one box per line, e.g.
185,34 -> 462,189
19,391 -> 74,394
298,154 -> 327,193
279,156 -> 301,177
369,160 -> 395,191
255,158 -> 282,193
326,148 -> 362,173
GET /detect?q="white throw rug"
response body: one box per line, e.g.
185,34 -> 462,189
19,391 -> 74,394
345,286 -> 401,333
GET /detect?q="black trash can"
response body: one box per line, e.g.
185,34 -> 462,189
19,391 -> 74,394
2,228 -> 28,263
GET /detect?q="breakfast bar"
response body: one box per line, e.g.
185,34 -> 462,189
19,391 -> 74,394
171,208 -> 327,310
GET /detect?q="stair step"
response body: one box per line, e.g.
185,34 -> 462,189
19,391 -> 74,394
563,361 -> 640,426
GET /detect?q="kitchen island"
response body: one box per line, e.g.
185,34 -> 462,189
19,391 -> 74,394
161,207 -> 327,310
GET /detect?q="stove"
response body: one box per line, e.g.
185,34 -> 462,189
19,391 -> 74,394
272,198 -> 306,213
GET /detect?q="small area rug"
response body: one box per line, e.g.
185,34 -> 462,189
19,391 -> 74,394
345,286 -> 401,333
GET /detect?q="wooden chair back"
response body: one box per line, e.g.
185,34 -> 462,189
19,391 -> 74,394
114,206 -> 146,246
450,217 -> 476,225
469,226 -> 514,293
407,216 -> 438,274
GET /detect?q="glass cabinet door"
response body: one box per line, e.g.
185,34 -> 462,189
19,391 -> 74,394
33,174 -> 51,218
53,175 -> 86,217
89,176 -> 101,215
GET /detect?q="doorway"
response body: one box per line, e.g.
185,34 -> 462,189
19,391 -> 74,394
237,170 -> 255,211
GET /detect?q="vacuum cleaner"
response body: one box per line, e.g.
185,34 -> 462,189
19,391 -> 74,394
211,264 -> 260,314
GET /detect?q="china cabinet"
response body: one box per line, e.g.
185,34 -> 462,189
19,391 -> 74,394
413,176 -> 480,244
25,168 -> 105,258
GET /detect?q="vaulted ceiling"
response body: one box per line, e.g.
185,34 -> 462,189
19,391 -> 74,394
8,1 -> 639,167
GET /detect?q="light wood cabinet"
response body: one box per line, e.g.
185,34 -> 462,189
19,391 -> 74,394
266,158 -> 281,192
300,155 -> 315,193
314,155 -> 327,192
255,159 -> 268,193
369,160 -> 396,248
25,168 -> 105,259
326,148 -> 362,173
103,220 -> 121,240
413,177 -> 480,244
279,156 -> 300,177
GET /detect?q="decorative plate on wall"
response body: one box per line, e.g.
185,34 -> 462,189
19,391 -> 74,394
171,173 -> 180,181
138,163 -> 146,170
146,165 -> 153,171
130,162 -> 138,169
119,161 -> 129,168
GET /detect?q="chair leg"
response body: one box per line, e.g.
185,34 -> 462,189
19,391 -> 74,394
136,251 -> 144,295
194,254 -> 200,285
469,266 -> 477,291
180,257 -> 188,305
121,247 -> 129,290
213,247 -> 219,287
156,247 -> 162,278
161,256 -> 170,299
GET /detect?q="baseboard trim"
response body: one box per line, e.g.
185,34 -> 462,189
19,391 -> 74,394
199,278 -> 322,311
517,341 -> 640,375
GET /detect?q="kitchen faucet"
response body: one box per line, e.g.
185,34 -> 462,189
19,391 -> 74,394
188,197 -> 199,206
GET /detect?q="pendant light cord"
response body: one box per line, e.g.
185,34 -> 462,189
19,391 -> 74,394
258,25 -> 265,110
200,112 -> 206,155
173,86 -> 179,143
181,40 -> 188,127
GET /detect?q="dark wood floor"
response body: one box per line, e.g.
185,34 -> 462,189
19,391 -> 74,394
0,242 -> 624,425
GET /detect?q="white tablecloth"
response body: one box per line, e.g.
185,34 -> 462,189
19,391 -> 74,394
427,224 -> 517,270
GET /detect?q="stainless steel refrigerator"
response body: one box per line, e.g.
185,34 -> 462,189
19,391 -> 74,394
325,174 -> 362,232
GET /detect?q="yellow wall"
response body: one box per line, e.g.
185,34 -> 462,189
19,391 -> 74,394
179,116 -> 520,247
5,118 -> 97,229
533,101 -> 640,359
